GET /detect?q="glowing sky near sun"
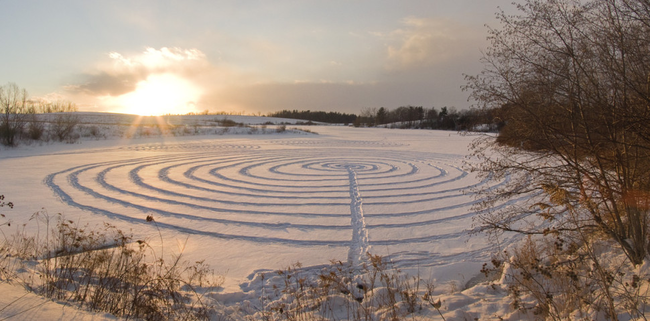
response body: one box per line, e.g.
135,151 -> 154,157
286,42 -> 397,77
0,1 -> 518,115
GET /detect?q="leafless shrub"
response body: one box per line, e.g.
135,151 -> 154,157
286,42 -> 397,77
291,128 -> 318,135
49,113 -> 80,143
79,125 -> 105,139
0,83 -> 29,146
26,117 -> 45,141
467,0 -> 650,265
214,118 -> 241,127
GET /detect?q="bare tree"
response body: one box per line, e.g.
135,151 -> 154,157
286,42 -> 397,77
359,107 -> 377,127
466,0 -> 650,265
0,83 -> 29,146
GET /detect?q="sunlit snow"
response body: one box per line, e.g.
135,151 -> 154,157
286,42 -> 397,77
0,114 -> 525,319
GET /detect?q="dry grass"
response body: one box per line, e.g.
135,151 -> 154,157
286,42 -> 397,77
253,254 -> 440,321
486,235 -> 650,320
0,211 -> 222,320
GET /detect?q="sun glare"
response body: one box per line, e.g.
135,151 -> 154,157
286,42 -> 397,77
116,74 -> 201,116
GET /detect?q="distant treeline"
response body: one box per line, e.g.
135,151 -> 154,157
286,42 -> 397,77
357,106 -> 499,131
267,110 -> 357,124
267,107 -> 500,131
353,106 -> 499,131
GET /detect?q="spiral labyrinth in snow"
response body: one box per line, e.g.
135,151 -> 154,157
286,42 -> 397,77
46,146 -> 511,256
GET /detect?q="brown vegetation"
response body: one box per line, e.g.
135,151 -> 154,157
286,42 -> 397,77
0,210 -> 221,320
467,0 -> 650,318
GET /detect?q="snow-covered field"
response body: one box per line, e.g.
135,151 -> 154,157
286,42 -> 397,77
0,114 -> 527,320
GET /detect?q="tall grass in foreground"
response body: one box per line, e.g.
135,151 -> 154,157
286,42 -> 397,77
251,254 -> 443,321
0,211 -> 221,320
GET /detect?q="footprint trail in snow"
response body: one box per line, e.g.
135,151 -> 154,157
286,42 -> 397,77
346,165 -> 370,271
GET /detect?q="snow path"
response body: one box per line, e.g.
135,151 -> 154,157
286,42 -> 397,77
346,166 -> 370,271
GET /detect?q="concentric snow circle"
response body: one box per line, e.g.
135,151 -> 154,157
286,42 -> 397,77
45,146 -> 511,266
117,143 -> 261,152
269,140 -> 408,147
305,161 -> 379,173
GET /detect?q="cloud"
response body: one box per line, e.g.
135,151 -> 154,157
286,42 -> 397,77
108,48 -> 206,72
65,47 -> 208,97
66,71 -> 142,96
383,17 -> 475,71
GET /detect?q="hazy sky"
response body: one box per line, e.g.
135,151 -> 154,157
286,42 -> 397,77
0,1 -> 516,115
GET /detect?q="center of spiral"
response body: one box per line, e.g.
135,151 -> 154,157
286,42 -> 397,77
319,162 -> 376,172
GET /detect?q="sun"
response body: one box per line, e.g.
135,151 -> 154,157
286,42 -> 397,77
116,74 -> 202,116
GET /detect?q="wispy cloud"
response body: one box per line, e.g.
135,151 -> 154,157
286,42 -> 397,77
383,17 -> 475,71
